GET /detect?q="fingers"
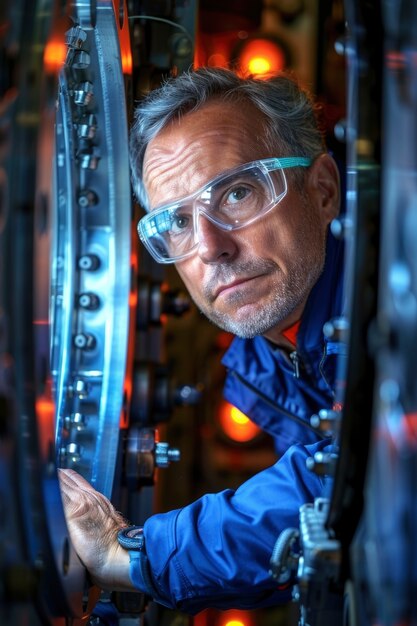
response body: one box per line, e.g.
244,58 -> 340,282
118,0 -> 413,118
58,468 -> 96,516
59,468 -> 100,493
57,468 -> 134,591
58,468 -> 127,526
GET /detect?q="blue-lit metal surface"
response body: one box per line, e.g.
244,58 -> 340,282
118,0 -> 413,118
1,0 -> 133,623
51,1 -> 132,499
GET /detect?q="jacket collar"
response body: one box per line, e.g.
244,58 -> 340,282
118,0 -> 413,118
222,230 -> 345,370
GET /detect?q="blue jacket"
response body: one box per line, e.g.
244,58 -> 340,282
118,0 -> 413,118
135,233 -> 344,614
222,232 -> 345,455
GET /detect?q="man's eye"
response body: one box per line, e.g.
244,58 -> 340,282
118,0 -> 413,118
225,186 -> 250,205
171,214 -> 190,233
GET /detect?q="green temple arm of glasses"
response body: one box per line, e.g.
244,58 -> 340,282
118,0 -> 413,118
267,156 -> 313,170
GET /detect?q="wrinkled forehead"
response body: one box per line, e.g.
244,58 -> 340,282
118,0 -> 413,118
142,99 -> 273,211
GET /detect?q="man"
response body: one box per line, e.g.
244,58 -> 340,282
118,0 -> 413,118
59,67 -> 343,614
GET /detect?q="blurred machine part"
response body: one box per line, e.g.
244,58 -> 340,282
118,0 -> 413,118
325,0 -> 382,591
128,0 -> 197,98
0,1 -> 94,624
0,0 -> 197,624
275,2 -> 417,625
350,1 -> 417,624
271,0 -> 381,622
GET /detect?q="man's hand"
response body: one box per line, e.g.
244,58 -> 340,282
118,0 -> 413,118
58,469 -> 135,591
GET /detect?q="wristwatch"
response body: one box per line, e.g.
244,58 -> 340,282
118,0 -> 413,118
117,525 -> 145,551
117,525 -> 158,598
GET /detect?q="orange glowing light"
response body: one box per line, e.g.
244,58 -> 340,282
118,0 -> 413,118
219,610 -> 255,626
218,401 -> 260,443
121,48 -> 133,75
129,250 -> 138,306
36,392 -> 56,460
238,39 -> 286,77
248,56 -> 271,75
43,39 -> 67,74
36,396 -> 55,423
112,0 -> 133,74
129,289 -> 138,308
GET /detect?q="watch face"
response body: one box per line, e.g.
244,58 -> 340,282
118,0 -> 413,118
118,526 -> 145,551
126,527 -> 144,539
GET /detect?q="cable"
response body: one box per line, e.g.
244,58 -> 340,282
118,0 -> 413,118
128,15 -> 193,43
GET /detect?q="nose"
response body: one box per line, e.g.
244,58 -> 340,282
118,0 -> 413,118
196,212 -> 238,264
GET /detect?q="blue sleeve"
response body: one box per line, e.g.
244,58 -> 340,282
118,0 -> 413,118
130,439 -> 331,614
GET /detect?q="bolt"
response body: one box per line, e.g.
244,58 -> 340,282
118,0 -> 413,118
73,379 -> 89,398
78,254 -> 100,271
78,292 -> 100,310
78,189 -> 98,208
73,81 -> 93,106
73,333 -> 96,350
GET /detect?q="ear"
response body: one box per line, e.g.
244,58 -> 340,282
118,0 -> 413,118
307,153 -> 340,226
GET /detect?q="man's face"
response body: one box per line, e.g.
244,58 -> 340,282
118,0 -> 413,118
143,100 -> 338,342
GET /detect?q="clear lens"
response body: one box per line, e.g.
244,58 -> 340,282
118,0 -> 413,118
200,166 -> 277,222
138,159 -> 289,263
139,204 -> 195,261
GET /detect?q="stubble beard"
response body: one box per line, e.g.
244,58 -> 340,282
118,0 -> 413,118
199,254 -> 325,338
196,216 -> 328,338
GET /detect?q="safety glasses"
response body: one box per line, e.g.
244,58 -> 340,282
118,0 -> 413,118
137,156 -> 312,264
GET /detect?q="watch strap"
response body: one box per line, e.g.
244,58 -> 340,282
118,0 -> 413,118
117,525 -> 160,599
117,525 -> 145,551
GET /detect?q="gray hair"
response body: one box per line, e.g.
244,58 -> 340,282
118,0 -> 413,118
129,67 -> 327,209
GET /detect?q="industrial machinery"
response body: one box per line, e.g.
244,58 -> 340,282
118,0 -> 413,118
0,1 -> 196,624
3,1 -> 417,625
270,2 -> 417,625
